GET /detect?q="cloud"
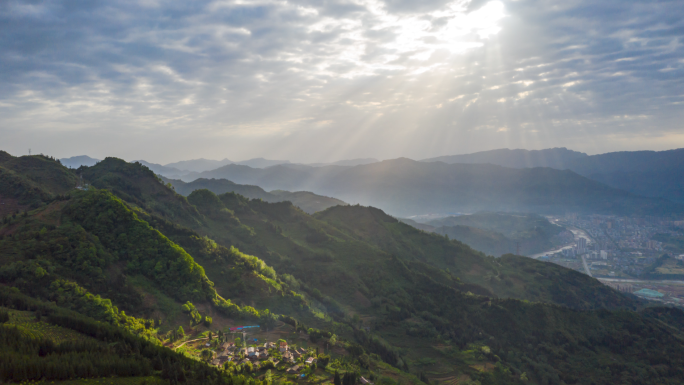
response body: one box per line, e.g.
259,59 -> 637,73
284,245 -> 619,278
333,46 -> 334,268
0,0 -> 683,162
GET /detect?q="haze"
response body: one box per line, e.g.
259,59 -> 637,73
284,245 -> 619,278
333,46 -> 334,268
1,0 -> 683,163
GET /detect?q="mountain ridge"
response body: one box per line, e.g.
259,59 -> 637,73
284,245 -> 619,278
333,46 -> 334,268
165,177 -> 347,214
180,157 -> 684,217
421,147 -> 684,203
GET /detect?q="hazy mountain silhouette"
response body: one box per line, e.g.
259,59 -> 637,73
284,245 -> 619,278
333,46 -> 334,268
421,147 -> 588,168
164,158 -> 233,172
60,155 -> 100,168
422,147 -> 684,203
164,177 -> 346,214
182,158 -> 683,217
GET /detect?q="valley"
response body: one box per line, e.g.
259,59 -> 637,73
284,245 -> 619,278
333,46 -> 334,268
1,151 -> 684,385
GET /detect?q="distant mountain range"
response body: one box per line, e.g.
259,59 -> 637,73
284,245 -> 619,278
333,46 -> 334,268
305,158 -> 379,167
60,155 -> 295,173
421,147 -> 588,169
422,147 -> 684,203
164,177 -> 346,214
60,147 -> 684,213
174,158 -> 684,217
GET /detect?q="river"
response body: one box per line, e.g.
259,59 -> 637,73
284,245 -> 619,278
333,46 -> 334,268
528,223 -> 593,259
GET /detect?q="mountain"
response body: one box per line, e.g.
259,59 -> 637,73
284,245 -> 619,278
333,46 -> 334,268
4,150 -> 684,384
566,148 -> 684,203
184,158 -> 684,217
165,177 -> 347,214
236,157 -> 290,168
1,152 -> 79,210
421,147 -> 588,168
306,158 -> 379,167
419,212 -> 568,257
399,219 -> 528,257
164,158 -> 234,172
134,159 -> 188,178
268,190 -> 347,214
59,155 -> 100,168
427,212 -> 563,241
434,224 -> 517,256
422,147 -> 684,203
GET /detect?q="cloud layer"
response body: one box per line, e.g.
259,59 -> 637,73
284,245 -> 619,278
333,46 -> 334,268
1,0 -> 683,162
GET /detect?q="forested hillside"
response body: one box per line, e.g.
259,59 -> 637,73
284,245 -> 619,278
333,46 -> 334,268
2,152 -> 684,385
415,213 -> 567,257
165,177 -> 346,214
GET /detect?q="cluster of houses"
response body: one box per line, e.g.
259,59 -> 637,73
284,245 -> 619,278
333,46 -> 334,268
210,340 -> 317,373
210,341 -> 273,367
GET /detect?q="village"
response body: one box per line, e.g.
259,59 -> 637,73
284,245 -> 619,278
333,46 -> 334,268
168,323 -> 377,385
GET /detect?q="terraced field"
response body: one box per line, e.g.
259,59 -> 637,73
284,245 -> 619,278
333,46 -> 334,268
3,307 -> 94,344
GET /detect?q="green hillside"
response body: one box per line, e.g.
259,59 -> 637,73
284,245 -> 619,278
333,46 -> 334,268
0,288 -> 234,384
433,224 -> 516,257
421,212 -> 566,256
166,178 -> 272,200
0,152 -> 78,210
399,219 -> 534,257
2,152 -> 684,384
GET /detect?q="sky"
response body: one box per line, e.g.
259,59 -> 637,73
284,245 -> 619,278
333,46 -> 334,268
1,0 -> 683,164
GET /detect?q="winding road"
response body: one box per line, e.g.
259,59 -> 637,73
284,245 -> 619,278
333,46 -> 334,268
173,337 -> 209,350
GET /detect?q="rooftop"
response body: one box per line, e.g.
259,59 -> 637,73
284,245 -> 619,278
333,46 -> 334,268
634,288 -> 664,298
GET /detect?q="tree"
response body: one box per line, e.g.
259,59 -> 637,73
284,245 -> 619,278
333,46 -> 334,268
200,349 -> 213,363
224,361 -> 236,374
177,326 -> 185,339
334,371 -> 341,385
265,369 -> 273,385
242,361 -> 253,373
235,337 -> 242,347
262,311 -> 278,330
0,310 -> 9,323
317,354 -> 330,368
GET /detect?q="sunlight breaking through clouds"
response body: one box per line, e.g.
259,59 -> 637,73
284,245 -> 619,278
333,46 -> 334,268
0,0 -> 683,162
